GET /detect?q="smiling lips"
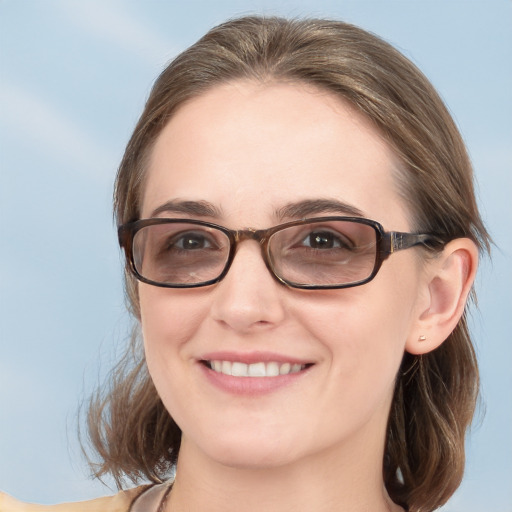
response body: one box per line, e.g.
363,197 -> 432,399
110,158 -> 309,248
205,360 -> 307,377
200,353 -> 313,394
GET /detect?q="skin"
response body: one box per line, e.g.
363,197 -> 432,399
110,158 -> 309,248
137,81 -> 476,512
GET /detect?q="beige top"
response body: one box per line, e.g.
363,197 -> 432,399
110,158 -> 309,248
0,483 -> 171,512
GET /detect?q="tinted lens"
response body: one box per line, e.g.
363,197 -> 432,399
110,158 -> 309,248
132,222 -> 230,285
268,220 -> 378,286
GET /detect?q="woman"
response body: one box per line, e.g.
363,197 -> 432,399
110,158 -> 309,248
1,15 -> 488,512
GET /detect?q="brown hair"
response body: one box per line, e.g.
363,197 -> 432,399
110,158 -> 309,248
86,16 -> 490,511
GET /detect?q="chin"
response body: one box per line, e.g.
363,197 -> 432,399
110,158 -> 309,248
208,445 -> 296,470
186,425 -> 302,470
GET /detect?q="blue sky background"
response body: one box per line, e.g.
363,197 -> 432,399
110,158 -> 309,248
1,1 -> 511,510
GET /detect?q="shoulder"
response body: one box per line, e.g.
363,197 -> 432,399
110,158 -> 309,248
0,486 -> 150,512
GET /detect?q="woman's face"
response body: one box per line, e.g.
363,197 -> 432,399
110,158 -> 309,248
139,81 -> 427,469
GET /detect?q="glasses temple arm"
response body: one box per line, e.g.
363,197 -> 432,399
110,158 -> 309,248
388,232 -> 445,253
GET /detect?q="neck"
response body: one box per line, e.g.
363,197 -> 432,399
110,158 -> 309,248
165,433 -> 402,512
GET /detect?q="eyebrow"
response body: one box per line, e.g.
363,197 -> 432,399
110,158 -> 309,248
148,198 -> 365,222
150,200 -> 222,218
274,199 -> 365,220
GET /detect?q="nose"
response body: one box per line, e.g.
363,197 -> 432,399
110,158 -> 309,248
210,241 -> 286,334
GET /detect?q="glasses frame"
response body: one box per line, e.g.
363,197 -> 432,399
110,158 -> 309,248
118,216 -> 444,290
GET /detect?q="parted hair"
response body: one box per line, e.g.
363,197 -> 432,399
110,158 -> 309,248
86,16 -> 490,511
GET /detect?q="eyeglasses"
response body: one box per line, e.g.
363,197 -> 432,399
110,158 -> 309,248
118,217 -> 443,290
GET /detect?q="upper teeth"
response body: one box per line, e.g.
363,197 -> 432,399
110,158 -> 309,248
209,361 -> 305,377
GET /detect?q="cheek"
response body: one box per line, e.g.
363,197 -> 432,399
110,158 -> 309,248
138,287 -> 214,428
140,286 -> 203,341
138,286 -> 208,375
294,266 -> 420,386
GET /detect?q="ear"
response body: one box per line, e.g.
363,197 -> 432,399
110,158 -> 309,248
405,238 -> 479,355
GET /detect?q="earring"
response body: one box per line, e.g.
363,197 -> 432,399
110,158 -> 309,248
418,335 -> 427,342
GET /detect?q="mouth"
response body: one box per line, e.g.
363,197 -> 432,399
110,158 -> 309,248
202,360 -> 311,377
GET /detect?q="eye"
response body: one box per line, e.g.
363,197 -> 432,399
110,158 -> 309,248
300,230 -> 353,250
171,231 -> 216,250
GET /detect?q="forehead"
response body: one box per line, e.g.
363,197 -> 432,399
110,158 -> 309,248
143,80 -> 409,229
